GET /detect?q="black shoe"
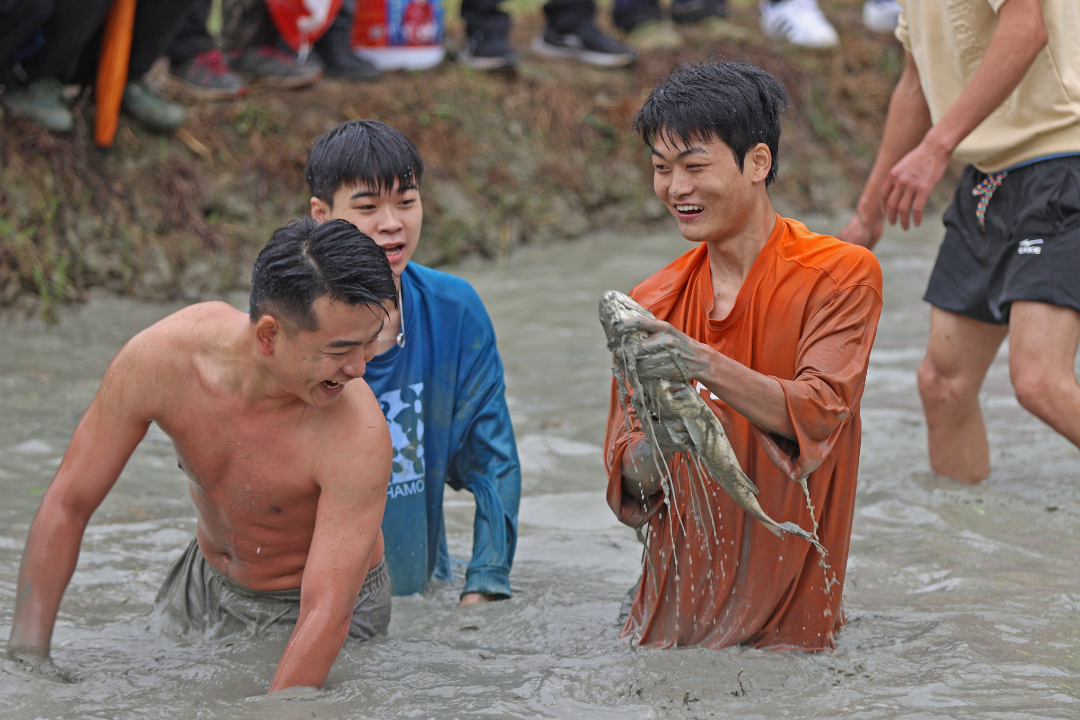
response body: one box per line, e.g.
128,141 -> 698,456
230,45 -> 323,88
671,0 -> 728,24
313,26 -> 381,81
458,31 -> 520,70
531,22 -> 636,67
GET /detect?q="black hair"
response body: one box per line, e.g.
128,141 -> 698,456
633,60 -> 790,186
249,217 -> 397,331
305,120 -> 425,205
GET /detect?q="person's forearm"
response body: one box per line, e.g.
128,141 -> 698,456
9,499 -> 89,656
698,352 -> 796,442
857,60 -> 932,226
268,602 -> 352,692
921,0 -> 1047,159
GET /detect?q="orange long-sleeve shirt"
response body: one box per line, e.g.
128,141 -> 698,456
605,216 -> 883,650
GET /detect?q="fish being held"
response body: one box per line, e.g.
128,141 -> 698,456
599,289 -> 823,552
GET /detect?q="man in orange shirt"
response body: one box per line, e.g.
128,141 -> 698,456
605,61 -> 883,650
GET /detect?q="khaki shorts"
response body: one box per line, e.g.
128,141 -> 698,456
153,537 -> 391,641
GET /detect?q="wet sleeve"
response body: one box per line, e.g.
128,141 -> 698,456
753,284 -> 883,480
604,378 -> 666,529
447,312 -> 521,600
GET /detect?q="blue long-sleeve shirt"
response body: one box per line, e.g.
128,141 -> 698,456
363,263 -> 521,598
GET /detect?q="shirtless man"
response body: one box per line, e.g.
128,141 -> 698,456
6,218 -> 397,692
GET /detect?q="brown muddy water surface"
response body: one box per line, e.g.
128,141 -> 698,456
1,219 -> 1078,718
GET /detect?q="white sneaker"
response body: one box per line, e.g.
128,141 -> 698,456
862,0 -> 900,32
759,0 -> 839,48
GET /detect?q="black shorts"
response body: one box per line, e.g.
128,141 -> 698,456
924,154 -> 1080,325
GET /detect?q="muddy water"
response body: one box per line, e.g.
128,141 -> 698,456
1,219 -> 1078,719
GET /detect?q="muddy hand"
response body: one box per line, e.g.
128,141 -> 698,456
653,415 -> 691,454
619,316 -> 713,384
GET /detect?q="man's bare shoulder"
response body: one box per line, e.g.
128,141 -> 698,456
128,301 -> 242,353
100,302 -> 244,419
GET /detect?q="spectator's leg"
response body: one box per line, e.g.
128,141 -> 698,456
312,0 -> 380,81
20,0 -> 111,83
0,0 -> 54,70
221,0 -> 278,51
458,0 -> 518,70
611,0 -> 661,33
542,0 -> 596,34
0,0 -> 106,133
166,0 -> 248,99
127,0 -> 200,78
166,0 -> 216,66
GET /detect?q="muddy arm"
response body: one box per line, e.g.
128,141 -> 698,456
8,345 -> 153,662
625,316 -> 797,441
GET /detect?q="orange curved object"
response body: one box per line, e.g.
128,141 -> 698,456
95,0 -> 137,148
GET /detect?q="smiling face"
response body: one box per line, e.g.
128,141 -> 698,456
311,179 -> 422,278
651,132 -> 771,246
260,295 -> 390,407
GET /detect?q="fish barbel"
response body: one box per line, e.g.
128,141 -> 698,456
599,289 -> 823,551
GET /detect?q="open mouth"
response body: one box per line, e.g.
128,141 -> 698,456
675,204 -> 704,216
323,380 -> 344,390
382,243 -> 406,262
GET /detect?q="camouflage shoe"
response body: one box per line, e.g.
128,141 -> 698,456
0,78 -> 73,133
121,81 -> 187,132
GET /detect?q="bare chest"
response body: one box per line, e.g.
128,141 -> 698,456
160,399 -> 320,516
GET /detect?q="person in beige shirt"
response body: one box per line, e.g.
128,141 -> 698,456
838,0 -> 1080,484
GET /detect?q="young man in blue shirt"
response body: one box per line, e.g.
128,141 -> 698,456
307,120 -> 521,605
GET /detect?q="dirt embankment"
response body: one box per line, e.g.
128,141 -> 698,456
0,1 -> 931,319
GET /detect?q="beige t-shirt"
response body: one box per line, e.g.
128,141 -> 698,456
896,0 -> 1080,172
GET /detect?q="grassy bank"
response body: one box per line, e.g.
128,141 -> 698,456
0,0 -> 930,320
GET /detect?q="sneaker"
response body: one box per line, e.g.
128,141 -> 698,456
671,0 -> 727,25
625,20 -> 683,51
532,23 -> 637,68
169,50 -> 248,99
862,0 -> 900,32
0,78 -> 73,133
458,32 -> 520,70
314,25 -> 381,81
121,81 -> 187,131
230,46 -> 322,88
759,0 -> 839,48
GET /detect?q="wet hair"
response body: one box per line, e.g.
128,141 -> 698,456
633,60 -> 790,186
305,120 -> 425,205
249,217 -> 397,332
